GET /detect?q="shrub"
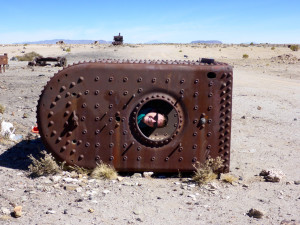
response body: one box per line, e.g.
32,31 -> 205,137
179,50 -> 182,52
192,157 -> 224,185
28,150 -> 63,177
221,173 -> 238,184
16,52 -> 42,61
289,45 -> 299,51
65,47 -> 71,52
271,47 -> 275,50
0,104 -> 5,114
242,54 -> 249,59
91,163 -> 118,180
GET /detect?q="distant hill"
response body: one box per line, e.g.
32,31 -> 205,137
16,39 -> 111,44
191,40 -> 222,44
144,40 -> 164,44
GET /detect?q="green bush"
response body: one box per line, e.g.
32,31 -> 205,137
16,52 -> 42,61
242,54 -> 249,59
289,45 -> 299,51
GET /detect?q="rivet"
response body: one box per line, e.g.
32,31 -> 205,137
207,132 -> 212,137
85,142 -> 90,147
60,146 -> 66,152
57,137 -> 62,142
48,111 -> 54,117
193,92 -> 198,97
109,104 -> 113,109
208,106 -> 213,111
152,78 -> 156,83
51,130 -> 57,136
67,131 -> 72,136
55,95 -> 61,101
121,117 -> 126,122
95,155 -> 100,160
193,144 -> 197,149
179,157 -> 183,161
95,117 -> 100,121
84,90 -> 89,95
77,140 -> 82,145
95,90 -> 99,95
109,77 -> 114,82
81,116 -> 86,121
109,143 -> 114,148
208,119 -> 212,124
82,103 -> 87,108
208,93 -> 213,97
109,90 -> 114,95
194,79 -> 199,84
95,76 -> 99,81
95,129 -> 100,134
95,103 -> 99,108
78,155 -> 84,160
225,137 -> 230,141
123,131 -> 128,135
137,146 -> 142,151
123,143 -> 127,148
220,133 -> 225,137
180,89 -> 184,94
137,156 -> 141,161
78,76 -> 84,82
179,147 -> 183,152
70,82 -> 76,87
207,145 -> 211,149
61,86 -> 66,91
137,77 -> 142,82
71,149 -> 76,154
109,156 -> 114,161
180,79 -> 185,84
49,121 -> 54,126
165,157 -> 169,161
51,102 -> 56,107
209,81 -> 214,86
64,121 -> 69,127
226,129 -> 230,134
138,88 -> 143,93
82,129 -> 87,134
109,130 -> 114,135
193,132 -> 197,136
151,157 -> 155,161
220,140 -> 225,144
220,112 -> 225,116
123,91 -> 128,96
166,78 -> 170,83
77,92 -> 82,97
225,144 -> 230,148
201,113 -> 206,117
193,119 -> 198,124
123,156 -> 127,161
66,140 -> 71,145
123,77 -> 128,82
193,105 -> 198,110
192,157 -> 197,162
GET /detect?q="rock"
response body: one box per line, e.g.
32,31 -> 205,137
63,209 -> 68,214
294,180 -> 300,185
241,115 -> 246,119
143,172 -> 154,178
1,207 -> 10,215
260,169 -> 285,182
64,185 -> 78,191
102,190 -> 110,195
117,176 -> 124,182
46,210 -> 56,214
131,173 -> 142,178
247,208 -> 264,219
88,208 -> 94,213
50,175 -> 61,182
136,217 -> 143,222
63,177 -> 79,183
280,220 -> 300,225
133,209 -> 142,215
257,106 -> 262,110
13,206 -> 22,218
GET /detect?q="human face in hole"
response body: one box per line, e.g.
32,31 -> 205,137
143,112 -> 165,128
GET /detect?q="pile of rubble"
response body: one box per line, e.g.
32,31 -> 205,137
271,54 -> 300,64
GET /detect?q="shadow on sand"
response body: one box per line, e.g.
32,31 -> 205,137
0,138 -> 44,171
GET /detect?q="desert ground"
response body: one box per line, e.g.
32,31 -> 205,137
0,43 -> 299,225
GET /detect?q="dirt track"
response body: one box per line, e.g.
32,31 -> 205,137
0,44 -> 299,224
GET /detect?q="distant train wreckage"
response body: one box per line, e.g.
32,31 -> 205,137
37,58 -> 233,173
28,56 -> 67,67
112,33 -> 123,45
0,53 -> 8,73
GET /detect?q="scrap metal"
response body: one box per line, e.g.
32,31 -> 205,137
28,57 -> 67,67
112,33 -> 123,45
37,58 -> 233,173
0,53 -> 8,73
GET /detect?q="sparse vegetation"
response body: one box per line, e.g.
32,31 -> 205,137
192,157 -> 224,185
65,47 -> 71,52
242,54 -> 249,59
250,42 -> 254,46
16,51 -> 42,61
221,173 -> 238,184
0,104 -> 5,114
289,45 -> 299,51
28,150 -> 64,177
179,50 -> 182,52
91,163 -> 118,180
271,47 -> 275,50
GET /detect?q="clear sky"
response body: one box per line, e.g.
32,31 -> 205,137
1,0 -> 299,44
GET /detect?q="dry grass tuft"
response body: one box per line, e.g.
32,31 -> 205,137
16,51 -> 42,61
221,173 -> 238,184
0,104 -> 5,114
28,150 -> 63,177
90,163 -> 118,180
192,157 -> 224,185
242,54 -> 249,59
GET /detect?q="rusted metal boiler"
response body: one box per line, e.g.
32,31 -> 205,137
37,58 -> 233,173
0,53 -> 8,73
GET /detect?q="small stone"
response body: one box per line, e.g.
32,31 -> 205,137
63,177 -> 79,183
63,209 -> 68,214
117,176 -> 124,182
247,208 -> 264,219
260,169 -> 285,182
13,206 -> 22,218
133,209 -> 142,215
46,210 -> 56,214
1,207 -> 10,215
257,106 -> 262,110
136,217 -> 143,222
294,181 -> 300,185
143,172 -> 154,178
131,173 -> 142,178
102,190 -> 110,195
50,175 -> 62,182
241,116 -> 246,119
64,185 -> 78,191
88,208 -> 94,213
22,113 -> 29,118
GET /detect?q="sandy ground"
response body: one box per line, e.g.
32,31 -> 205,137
0,43 -> 299,225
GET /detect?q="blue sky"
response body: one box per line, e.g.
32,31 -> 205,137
1,0 -> 299,44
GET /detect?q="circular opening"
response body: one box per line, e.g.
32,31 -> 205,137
136,100 -> 178,141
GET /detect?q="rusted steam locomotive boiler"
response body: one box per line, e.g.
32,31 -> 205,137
37,58 -> 233,173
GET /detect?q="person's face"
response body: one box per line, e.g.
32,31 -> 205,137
143,112 -> 165,128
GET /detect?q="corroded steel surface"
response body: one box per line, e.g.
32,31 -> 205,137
37,59 -> 233,172
0,53 -> 8,73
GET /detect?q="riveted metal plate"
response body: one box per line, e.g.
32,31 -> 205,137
37,59 -> 233,172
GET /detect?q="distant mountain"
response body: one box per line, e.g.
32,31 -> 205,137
144,40 -> 164,44
191,40 -> 222,44
16,39 -> 111,44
